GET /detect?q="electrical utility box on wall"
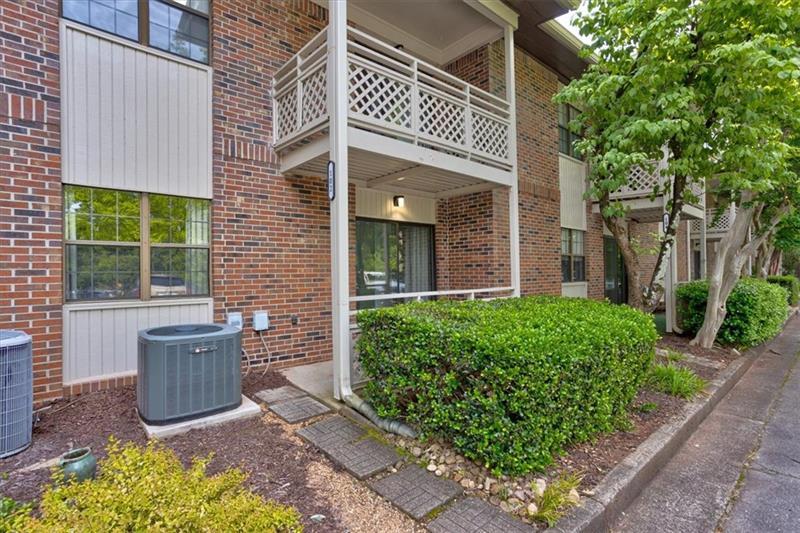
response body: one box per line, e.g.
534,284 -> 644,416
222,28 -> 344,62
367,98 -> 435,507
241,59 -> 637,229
253,311 -> 269,331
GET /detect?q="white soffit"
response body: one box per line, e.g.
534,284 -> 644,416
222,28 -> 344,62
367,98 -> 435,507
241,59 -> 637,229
312,0 -> 511,65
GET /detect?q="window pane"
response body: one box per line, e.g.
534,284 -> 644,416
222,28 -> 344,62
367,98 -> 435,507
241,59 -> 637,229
171,0 -> 210,15
150,194 -> 210,244
559,127 -> 571,155
149,0 -> 209,64
558,104 -> 569,128
150,247 -> 209,297
65,244 -> 140,301
561,228 -> 571,255
63,186 -> 140,243
561,255 -> 571,283
63,0 -> 139,41
573,256 -> 586,282
571,230 -> 584,256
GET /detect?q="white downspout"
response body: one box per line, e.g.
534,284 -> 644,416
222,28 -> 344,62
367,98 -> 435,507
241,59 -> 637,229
328,0 -> 416,437
329,0 -> 350,402
505,24 -> 521,297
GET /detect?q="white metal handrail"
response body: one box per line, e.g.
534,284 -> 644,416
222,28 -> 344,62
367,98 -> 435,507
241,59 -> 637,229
273,27 -> 512,170
348,286 -> 514,314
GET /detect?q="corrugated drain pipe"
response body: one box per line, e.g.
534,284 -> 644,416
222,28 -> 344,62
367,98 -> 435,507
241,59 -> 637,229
342,393 -> 418,438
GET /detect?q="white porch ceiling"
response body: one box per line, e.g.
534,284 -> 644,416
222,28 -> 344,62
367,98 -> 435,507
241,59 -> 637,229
311,0 -> 508,65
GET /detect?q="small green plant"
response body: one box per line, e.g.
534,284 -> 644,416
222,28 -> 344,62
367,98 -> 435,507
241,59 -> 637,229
646,363 -> 706,399
665,349 -> 685,363
0,497 -> 32,532
6,438 -> 302,532
637,402 -> 659,413
530,471 -> 583,526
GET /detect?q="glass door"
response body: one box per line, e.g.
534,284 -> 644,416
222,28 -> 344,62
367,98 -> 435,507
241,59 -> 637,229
356,219 -> 435,309
604,236 -> 628,304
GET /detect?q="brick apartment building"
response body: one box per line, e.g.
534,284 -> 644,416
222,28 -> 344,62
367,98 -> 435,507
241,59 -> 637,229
1,0 -> 705,404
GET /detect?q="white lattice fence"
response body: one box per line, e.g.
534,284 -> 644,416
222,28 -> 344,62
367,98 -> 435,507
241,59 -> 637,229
301,64 -> 328,125
472,110 -> 509,160
615,163 -> 662,197
348,61 -> 412,129
693,207 -> 735,233
418,88 -> 466,147
275,87 -> 297,140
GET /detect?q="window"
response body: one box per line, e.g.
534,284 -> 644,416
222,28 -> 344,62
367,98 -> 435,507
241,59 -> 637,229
149,0 -> 209,63
64,185 -> 210,301
63,0 -> 139,41
62,0 -> 210,64
356,219 -> 435,309
558,104 -> 582,159
561,228 -> 586,283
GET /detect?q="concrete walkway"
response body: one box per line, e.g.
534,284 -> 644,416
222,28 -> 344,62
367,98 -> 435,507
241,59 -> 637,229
613,316 -> 800,532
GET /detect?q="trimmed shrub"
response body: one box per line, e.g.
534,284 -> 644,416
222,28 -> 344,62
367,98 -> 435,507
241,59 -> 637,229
357,296 -> 658,475
677,278 -> 788,347
5,438 -> 302,532
767,275 -> 799,306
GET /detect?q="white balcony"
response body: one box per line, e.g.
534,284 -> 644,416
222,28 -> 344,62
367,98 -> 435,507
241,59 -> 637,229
596,159 -> 705,222
691,205 -> 736,238
273,27 -> 515,197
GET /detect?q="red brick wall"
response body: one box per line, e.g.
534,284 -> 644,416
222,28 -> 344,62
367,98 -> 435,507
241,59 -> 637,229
444,47 -> 489,92
586,212 -> 606,299
211,0 -> 336,369
0,0 -> 63,404
435,191 -> 510,291
492,44 -> 562,295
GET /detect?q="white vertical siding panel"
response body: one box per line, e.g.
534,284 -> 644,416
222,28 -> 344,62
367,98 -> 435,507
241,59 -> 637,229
61,22 -> 212,198
559,154 -> 588,231
63,300 -> 214,384
355,188 -> 437,224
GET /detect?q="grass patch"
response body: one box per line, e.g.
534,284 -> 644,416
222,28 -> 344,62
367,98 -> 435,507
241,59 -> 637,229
529,471 -> 583,526
636,401 -> 659,413
646,363 -> 706,399
665,349 -> 686,363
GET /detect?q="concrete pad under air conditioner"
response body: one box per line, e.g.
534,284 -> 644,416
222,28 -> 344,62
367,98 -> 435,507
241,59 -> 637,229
139,395 -> 262,439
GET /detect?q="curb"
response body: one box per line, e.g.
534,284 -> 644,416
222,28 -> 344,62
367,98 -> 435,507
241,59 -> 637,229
550,312 -> 799,533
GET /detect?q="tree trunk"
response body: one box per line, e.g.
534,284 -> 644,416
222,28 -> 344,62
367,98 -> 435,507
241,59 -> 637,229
768,249 -> 783,276
601,207 -> 645,309
692,196 -> 789,348
692,205 -> 753,347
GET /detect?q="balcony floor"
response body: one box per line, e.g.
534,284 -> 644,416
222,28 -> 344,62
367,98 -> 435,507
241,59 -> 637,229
594,196 -> 704,223
281,128 -> 512,198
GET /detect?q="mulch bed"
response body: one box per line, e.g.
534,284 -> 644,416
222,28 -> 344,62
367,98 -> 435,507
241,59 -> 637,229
554,389 -> 684,488
0,372 -> 345,533
658,333 -> 737,364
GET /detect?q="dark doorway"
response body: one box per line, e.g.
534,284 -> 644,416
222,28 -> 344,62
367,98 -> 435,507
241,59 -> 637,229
604,236 -> 628,304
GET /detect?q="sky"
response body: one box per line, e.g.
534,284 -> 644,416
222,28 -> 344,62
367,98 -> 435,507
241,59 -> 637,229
555,2 -> 592,45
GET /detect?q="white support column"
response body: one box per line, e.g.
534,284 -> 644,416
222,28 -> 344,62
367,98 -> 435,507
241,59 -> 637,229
504,25 -> 521,297
329,0 -> 350,400
700,213 -> 708,279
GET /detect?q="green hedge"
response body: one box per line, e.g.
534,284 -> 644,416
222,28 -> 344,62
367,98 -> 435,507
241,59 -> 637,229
357,296 -> 657,475
767,275 -> 799,306
677,278 -> 788,347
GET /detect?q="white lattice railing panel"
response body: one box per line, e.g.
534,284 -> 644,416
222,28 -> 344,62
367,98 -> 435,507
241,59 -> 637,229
348,63 -> 412,129
472,111 -> 509,160
418,89 -> 465,146
613,162 -> 662,198
692,206 -> 735,234
273,27 -> 513,172
275,87 -> 297,140
302,64 -> 328,125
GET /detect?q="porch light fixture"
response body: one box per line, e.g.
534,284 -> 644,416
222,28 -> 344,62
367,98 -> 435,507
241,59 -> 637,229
393,195 -> 405,208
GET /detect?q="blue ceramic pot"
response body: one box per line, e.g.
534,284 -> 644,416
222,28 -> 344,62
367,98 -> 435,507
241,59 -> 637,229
59,447 -> 97,482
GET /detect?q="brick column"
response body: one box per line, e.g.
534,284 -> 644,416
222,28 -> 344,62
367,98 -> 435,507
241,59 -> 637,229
0,0 -> 63,404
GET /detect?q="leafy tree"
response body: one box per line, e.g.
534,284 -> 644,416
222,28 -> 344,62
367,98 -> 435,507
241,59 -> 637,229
557,0 -> 800,345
